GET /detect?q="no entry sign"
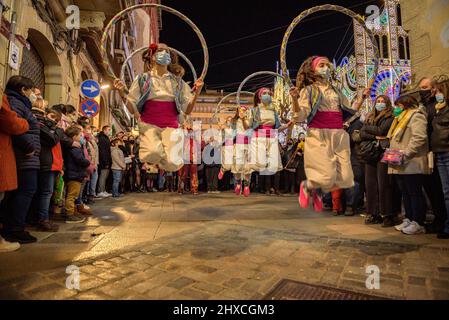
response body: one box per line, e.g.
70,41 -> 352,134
80,98 -> 100,117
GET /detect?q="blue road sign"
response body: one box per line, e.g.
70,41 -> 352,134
81,79 -> 101,99
80,99 -> 100,117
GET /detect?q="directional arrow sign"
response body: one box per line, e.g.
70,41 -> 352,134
81,79 -> 101,99
80,99 -> 100,118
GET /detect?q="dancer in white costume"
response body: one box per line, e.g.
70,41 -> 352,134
218,106 -> 253,197
114,43 -> 204,171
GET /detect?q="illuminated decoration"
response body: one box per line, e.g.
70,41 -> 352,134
336,0 -> 412,109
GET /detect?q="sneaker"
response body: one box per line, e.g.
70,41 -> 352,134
395,218 -> 412,231
65,215 -> 86,224
104,192 -> 113,197
96,192 -> 108,198
1,231 -> 37,244
402,221 -> 425,235
218,169 -> 224,180
243,186 -> 250,197
299,181 -> 310,209
312,190 -> 323,212
77,204 -> 92,216
37,220 -> 59,232
0,236 -> 20,252
235,184 -> 242,196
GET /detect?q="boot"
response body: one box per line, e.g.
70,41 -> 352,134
77,204 -> 92,216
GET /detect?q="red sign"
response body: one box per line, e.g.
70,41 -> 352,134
80,99 -> 100,117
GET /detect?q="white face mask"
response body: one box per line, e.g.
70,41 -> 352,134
29,92 -> 38,104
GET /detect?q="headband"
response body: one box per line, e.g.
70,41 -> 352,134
311,56 -> 328,71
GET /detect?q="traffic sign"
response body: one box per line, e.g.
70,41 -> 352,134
80,79 -> 100,99
80,98 -> 100,117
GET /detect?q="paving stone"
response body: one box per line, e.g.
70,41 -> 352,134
129,272 -> 178,294
432,290 -> 449,300
179,288 -> 211,300
79,277 -> 107,291
75,291 -> 113,300
113,272 -> 150,289
166,277 -> 196,289
96,271 -> 123,282
241,280 -> 263,293
107,257 -> 128,265
80,265 -> 103,276
430,278 -> 449,290
217,288 -> 253,299
194,265 -> 218,274
192,282 -> 224,294
407,276 -> 426,286
120,252 -> 141,260
98,283 -> 129,299
223,278 -> 244,289
406,285 -> 431,300
340,279 -> 368,291
26,283 -> 77,300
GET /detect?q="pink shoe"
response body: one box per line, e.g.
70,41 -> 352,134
235,184 -> 242,196
312,190 -> 323,212
299,181 -> 310,209
218,169 -> 224,180
243,186 -> 250,197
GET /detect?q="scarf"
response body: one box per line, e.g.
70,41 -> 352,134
387,108 -> 417,141
435,101 -> 447,113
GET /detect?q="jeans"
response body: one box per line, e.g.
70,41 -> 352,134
76,181 -> 87,205
2,169 -> 38,232
88,169 -> 99,196
365,162 -> 393,217
112,170 -> 122,197
395,174 -> 426,225
65,181 -> 81,215
436,152 -> 449,233
37,171 -> 57,221
284,170 -> 296,193
98,169 -> 110,194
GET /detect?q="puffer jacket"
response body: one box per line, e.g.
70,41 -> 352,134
6,89 -> 41,170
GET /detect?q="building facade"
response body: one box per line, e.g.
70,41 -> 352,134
400,0 -> 449,81
0,0 -> 160,132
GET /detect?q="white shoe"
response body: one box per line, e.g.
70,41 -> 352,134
104,192 -> 112,197
0,236 -> 20,253
395,218 -> 412,231
402,221 -> 425,235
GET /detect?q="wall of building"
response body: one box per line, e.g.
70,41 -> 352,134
401,0 -> 449,81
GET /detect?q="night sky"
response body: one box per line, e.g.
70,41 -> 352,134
161,0 -> 383,92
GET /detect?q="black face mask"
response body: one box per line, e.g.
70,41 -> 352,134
44,119 -> 56,127
129,141 -> 135,144
419,90 -> 432,104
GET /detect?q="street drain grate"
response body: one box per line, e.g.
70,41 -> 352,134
263,279 -> 389,300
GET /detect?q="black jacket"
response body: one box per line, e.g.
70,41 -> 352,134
431,106 -> 449,153
37,115 -> 63,172
360,115 -> 394,141
63,146 -> 90,182
6,90 -> 41,171
97,132 -> 112,169
424,99 -> 437,150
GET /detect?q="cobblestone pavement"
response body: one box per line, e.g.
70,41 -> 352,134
0,193 -> 448,300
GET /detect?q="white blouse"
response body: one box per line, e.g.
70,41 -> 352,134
258,104 -> 276,126
127,70 -> 193,112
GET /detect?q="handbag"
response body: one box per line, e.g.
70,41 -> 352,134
359,140 -> 382,163
381,148 -> 404,166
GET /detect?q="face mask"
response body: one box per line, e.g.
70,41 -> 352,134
79,135 -> 85,146
317,67 -> 331,80
419,90 -> 432,103
29,92 -> 38,104
108,131 -> 113,137
155,50 -> 171,66
261,93 -> 272,105
393,107 -> 404,117
45,118 -> 56,127
435,93 -> 445,103
375,103 -> 387,112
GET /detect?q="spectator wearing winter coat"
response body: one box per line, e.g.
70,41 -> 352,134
97,125 -> 112,197
0,90 -> 29,252
63,126 -> 90,224
1,76 -> 41,244
111,139 -> 126,198
35,109 -> 63,232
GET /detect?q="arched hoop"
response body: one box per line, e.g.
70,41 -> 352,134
236,71 -> 285,108
280,4 -> 379,88
120,46 -> 198,85
212,91 -> 255,120
101,3 -> 208,80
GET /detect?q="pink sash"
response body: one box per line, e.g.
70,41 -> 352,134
309,111 -> 343,129
141,100 -> 178,128
255,125 -> 276,138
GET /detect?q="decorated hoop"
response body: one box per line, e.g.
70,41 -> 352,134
212,91 -> 255,120
120,46 -> 198,85
101,3 -> 208,81
236,71 -> 285,108
280,4 -> 380,88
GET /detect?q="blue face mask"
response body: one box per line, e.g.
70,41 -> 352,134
375,103 -> 387,112
79,136 -> 85,146
317,67 -> 331,80
436,93 -> 445,103
155,50 -> 171,66
261,94 -> 272,105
